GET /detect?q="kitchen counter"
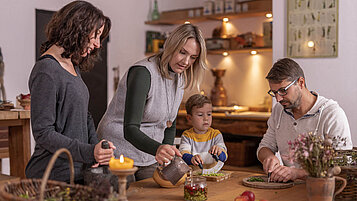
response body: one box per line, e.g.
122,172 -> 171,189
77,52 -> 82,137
127,170 -> 307,200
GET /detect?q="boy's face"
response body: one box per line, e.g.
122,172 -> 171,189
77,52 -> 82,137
187,103 -> 212,134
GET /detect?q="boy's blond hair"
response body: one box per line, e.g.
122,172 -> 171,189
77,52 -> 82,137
185,94 -> 212,115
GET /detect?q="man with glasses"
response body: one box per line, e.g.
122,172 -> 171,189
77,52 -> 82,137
257,58 -> 352,182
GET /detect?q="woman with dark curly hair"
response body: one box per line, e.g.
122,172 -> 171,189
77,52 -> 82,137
25,1 -> 115,184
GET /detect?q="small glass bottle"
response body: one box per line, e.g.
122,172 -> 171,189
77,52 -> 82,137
151,0 -> 160,21
184,176 -> 207,201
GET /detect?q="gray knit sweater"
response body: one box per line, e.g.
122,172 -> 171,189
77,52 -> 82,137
97,57 -> 184,166
25,55 -> 98,183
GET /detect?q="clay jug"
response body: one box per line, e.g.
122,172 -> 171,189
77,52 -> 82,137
159,156 -> 190,185
306,176 -> 346,201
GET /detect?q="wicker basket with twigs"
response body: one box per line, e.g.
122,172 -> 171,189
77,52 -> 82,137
0,148 -> 112,201
334,147 -> 357,201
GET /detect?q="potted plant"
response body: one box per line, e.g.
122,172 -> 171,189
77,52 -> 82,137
288,132 -> 347,201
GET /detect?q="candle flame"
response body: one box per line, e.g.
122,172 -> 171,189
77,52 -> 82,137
119,154 -> 124,163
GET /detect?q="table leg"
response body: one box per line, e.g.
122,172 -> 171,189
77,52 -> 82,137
8,120 -> 30,178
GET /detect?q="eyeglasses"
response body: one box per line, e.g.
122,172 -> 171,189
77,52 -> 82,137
267,78 -> 298,97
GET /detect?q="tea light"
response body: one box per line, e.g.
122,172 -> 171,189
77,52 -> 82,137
109,155 -> 134,170
109,155 -> 137,201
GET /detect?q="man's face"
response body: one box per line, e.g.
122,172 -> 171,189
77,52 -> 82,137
269,79 -> 302,110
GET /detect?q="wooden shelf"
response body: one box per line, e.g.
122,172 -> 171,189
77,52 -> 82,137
145,0 -> 272,25
145,10 -> 271,25
207,46 -> 272,55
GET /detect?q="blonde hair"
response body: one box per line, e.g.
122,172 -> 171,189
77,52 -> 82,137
152,24 -> 207,90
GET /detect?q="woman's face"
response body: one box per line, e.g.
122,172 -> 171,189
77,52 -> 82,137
169,38 -> 200,74
81,25 -> 105,57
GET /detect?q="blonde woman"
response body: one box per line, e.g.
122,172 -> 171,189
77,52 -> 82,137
97,24 -> 207,182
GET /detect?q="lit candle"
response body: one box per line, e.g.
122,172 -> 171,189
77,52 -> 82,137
109,154 -> 134,170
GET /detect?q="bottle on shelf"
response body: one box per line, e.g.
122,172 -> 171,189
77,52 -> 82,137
151,0 -> 160,21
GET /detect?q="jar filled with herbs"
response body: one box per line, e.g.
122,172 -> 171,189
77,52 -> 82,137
184,176 -> 207,201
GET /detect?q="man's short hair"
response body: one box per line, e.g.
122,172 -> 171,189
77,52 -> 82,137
185,94 -> 212,115
266,58 -> 305,83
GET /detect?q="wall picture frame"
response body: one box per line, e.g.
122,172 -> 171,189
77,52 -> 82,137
287,0 -> 338,58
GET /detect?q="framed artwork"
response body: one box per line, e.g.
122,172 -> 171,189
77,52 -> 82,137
287,0 -> 338,58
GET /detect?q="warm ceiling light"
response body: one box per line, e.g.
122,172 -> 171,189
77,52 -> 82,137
222,51 -> 229,56
250,50 -> 257,55
233,105 -> 239,110
184,21 -> 190,24
307,41 -> 315,47
265,13 -> 273,18
223,17 -> 229,22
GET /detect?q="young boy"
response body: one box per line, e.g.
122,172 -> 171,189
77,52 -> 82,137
179,94 -> 228,169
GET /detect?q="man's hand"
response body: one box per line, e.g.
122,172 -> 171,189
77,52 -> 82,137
209,145 -> 223,156
191,154 -> 203,166
94,140 -> 116,165
270,166 -> 306,182
155,144 -> 182,165
262,155 -> 280,174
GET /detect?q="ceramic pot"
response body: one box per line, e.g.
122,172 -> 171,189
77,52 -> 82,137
306,176 -> 346,201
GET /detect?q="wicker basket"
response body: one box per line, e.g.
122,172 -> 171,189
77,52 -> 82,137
335,148 -> 357,201
0,148 -> 108,201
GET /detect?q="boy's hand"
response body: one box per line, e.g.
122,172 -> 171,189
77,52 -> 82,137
191,154 -> 203,166
209,145 -> 223,156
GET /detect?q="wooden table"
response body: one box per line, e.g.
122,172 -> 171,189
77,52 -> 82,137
127,170 -> 307,201
0,110 -> 30,178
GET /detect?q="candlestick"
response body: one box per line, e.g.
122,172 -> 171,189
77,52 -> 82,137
110,167 -> 138,201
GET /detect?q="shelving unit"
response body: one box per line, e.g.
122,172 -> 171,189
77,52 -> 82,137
208,46 -> 272,55
145,0 -> 272,25
145,10 -> 271,25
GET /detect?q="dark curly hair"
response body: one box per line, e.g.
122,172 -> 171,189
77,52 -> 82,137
185,94 -> 212,115
40,0 -> 111,71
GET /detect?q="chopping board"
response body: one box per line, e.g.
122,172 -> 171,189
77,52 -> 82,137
242,175 -> 294,189
194,170 -> 233,182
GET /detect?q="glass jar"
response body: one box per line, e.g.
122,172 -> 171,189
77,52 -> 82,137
184,176 -> 207,201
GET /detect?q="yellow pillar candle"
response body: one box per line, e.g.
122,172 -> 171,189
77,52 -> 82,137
109,154 -> 134,170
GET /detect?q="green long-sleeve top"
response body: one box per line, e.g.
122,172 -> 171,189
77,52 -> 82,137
124,66 -> 177,155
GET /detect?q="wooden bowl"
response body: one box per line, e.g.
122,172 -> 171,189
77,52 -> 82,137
152,168 -> 186,188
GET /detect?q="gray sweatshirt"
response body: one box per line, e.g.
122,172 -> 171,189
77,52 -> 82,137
25,55 -> 98,183
257,92 -> 353,167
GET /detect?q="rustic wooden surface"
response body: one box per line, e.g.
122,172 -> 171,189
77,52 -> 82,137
242,175 -> 294,189
127,170 -> 307,201
195,170 -> 233,182
0,111 -> 30,178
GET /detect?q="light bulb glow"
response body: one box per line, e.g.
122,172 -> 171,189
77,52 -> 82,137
265,13 -> 273,18
184,21 -> 190,24
307,41 -> 315,47
223,17 -> 229,22
222,52 -> 229,56
233,105 -> 239,110
250,50 -> 257,55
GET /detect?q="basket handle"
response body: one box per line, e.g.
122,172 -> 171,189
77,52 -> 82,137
39,148 -> 74,201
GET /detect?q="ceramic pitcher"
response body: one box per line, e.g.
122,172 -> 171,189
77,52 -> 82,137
306,176 -> 347,201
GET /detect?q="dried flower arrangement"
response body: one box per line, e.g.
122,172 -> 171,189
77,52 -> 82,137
288,132 -> 347,178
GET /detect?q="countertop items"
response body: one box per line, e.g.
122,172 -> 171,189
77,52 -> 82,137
126,170 -> 307,200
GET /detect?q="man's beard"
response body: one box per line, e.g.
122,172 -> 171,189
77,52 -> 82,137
280,92 -> 302,110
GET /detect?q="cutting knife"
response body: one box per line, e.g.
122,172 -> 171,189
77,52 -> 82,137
267,172 -> 271,183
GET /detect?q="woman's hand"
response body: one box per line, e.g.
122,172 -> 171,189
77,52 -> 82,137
209,145 -> 223,156
155,144 -> 182,165
94,140 -> 116,165
191,154 -> 203,166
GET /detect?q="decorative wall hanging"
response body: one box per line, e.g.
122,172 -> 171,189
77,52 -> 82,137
287,0 -> 338,58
